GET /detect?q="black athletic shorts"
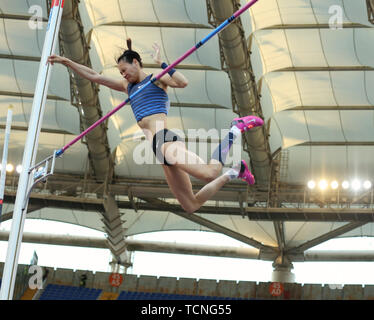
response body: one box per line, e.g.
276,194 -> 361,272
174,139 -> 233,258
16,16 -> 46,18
152,129 -> 182,166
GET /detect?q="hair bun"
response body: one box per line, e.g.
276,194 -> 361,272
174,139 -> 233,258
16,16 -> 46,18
116,39 -> 142,67
126,38 -> 132,51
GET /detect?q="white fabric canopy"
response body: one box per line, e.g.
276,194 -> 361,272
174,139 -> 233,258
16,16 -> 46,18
1,0 -> 374,249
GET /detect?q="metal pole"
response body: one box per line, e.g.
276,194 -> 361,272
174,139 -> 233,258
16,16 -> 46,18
0,0 -> 64,300
57,0 -> 259,156
0,105 -> 13,220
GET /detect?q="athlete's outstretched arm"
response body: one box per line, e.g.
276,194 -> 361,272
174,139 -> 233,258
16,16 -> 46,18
47,54 -> 128,93
151,43 -> 188,89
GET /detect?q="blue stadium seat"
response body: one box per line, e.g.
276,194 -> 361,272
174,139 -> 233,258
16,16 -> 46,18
39,284 -> 102,300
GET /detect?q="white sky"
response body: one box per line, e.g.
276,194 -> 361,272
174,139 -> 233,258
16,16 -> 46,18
0,219 -> 374,286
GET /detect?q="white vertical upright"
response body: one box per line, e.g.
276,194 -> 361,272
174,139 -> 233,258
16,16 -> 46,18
0,0 -> 64,300
0,105 -> 13,219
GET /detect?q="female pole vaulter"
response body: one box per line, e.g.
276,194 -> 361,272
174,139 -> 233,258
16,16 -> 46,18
48,39 -> 263,214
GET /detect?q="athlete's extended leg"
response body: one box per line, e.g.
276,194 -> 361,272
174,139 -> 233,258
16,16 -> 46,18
162,115 -> 263,182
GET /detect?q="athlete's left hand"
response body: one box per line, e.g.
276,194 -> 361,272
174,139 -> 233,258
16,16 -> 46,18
152,42 -> 162,66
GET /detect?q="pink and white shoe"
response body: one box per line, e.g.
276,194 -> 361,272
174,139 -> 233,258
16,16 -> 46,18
231,115 -> 264,133
238,160 -> 255,185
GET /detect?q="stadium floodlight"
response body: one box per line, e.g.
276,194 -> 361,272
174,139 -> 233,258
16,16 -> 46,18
6,163 -> 14,173
352,179 -> 361,191
363,180 -> 372,190
331,181 -> 339,190
342,180 -> 350,189
307,180 -> 316,189
16,165 -> 22,174
318,179 -> 328,190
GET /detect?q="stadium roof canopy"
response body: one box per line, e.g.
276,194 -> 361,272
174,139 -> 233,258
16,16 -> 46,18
1,0 -> 374,272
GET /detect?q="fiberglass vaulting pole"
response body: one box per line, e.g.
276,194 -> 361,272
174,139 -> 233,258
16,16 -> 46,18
56,0 -> 260,156
0,105 -> 13,219
0,0 -> 64,300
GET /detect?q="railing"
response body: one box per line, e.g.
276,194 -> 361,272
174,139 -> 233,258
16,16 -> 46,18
367,0 -> 374,24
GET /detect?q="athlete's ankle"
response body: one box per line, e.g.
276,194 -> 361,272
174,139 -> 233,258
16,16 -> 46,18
229,125 -> 241,137
223,162 -> 241,180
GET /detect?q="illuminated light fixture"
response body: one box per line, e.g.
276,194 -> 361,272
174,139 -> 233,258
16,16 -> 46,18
307,180 -> 316,189
6,163 -> 14,172
342,180 -> 350,189
363,180 -> 372,190
331,181 -> 339,190
318,179 -> 328,190
352,179 -> 361,191
16,165 -> 22,174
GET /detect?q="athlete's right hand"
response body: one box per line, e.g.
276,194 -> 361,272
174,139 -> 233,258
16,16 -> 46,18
47,54 -> 67,65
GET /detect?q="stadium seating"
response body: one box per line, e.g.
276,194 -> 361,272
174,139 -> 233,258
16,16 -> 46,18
37,284 -> 242,300
39,284 -> 102,300
3,262 -> 374,300
117,290 -> 242,300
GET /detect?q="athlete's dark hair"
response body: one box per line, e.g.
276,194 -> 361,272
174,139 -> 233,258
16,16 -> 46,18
116,38 -> 143,67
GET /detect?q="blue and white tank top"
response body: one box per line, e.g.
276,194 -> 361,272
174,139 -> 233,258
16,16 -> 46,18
127,74 -> 170,122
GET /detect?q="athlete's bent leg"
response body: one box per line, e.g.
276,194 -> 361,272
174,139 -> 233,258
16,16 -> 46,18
162,160 -> 247,214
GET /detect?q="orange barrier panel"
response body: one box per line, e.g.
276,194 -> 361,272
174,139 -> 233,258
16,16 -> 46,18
20,288 -> 38,300
99,292 -> 119,300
